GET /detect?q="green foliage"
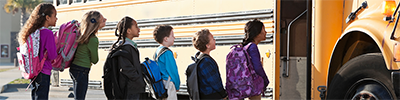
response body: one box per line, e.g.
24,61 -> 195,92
3,0 -> 43,14
9,78 -> 30,84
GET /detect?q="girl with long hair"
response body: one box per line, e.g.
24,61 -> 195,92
17,3 -> 58,100
241,19 -> 270,100
70,11 -> 106,100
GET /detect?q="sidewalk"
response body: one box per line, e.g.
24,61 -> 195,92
0,62 -> 107,100
0,63 -> 20,94
0,84 -> 106,100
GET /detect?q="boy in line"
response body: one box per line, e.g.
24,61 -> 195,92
153,25 -> 180,100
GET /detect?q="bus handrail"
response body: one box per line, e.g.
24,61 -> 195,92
283,10 -> 307,77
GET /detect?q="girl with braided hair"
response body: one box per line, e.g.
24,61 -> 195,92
109,16 -> 145,99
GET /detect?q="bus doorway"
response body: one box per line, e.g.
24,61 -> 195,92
277,0 -> 309,99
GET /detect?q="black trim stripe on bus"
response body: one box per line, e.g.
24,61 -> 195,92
52,9 -> 274,49
98,34 -> 273,49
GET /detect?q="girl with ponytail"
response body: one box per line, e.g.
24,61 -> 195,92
70,11 -> 106,100
242,19 -> 270,100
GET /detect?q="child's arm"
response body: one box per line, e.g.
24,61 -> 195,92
88,37 -> 99,64
248,44 -> 269,87
43,29 -> 57,60
164,50 -> 181,90
118,52 -> 141,81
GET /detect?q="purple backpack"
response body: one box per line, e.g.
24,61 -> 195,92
225,43 -> 264,100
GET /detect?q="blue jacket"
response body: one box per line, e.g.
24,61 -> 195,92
155,46 -> 181,90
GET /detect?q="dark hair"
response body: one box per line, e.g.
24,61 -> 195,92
192,29 -> 211,52
111,16 -> 134,48
153,25 -> 173,44
242,19 -> 264,46
18,3 -> 55,44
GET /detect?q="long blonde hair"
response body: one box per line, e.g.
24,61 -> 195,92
76,11 -> 102,44
18,3 -> 55,44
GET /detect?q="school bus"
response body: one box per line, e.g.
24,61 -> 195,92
53,0 -> 275,99
276,0 -> 400,99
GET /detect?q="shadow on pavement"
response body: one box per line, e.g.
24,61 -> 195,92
0,96 -> 8,100
0,96 -> 9,99
2,84 -> 29,93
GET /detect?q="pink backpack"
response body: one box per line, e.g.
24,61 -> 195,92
225,43 -> 264,100
17,27 -> 48,79
52,20 -> 80,71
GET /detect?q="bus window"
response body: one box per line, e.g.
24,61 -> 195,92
59,0 -> 68,5
73,0 -> 82,3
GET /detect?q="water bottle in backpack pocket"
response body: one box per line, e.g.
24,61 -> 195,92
225,44 -> 264,100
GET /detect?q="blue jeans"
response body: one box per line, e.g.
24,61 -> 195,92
69,64 -> 90,100
31,73 -> 50,100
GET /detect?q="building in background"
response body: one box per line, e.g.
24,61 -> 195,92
0,0 -> 21,63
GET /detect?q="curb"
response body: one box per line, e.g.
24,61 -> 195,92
0,84 -> 8,94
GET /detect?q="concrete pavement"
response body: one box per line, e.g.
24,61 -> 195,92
0,84 -> 106,100
0,62 -> 107,100
0,63 -> 20,94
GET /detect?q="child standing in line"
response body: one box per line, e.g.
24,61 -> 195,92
192,29 -> 227,99
70,11 -> 106,100
241,19 -> 270,100
153,25 -> 180,100
17,3 -> 58,100
109,16 -> 146,99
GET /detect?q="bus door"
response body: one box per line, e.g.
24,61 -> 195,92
278,0 -> 308,99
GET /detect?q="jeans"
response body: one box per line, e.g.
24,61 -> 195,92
126,93 -> 141,100
69,64 -> 90,100
31,73 -> 50,100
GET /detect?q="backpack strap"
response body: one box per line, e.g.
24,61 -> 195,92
26,27 -> 48,90
154,47 -> 171,61
243,42 -> 253,50
196,53 -> 210,63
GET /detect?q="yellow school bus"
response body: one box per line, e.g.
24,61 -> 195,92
275,0 -> 400,99
53,0 -> 275,99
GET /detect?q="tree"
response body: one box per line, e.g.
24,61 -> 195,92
3,0 -> 43,28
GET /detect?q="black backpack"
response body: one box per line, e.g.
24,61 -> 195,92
186,52 -> 209,100
102,45 -> 134,99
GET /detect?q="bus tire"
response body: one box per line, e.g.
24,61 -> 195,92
326,53 -> 396,100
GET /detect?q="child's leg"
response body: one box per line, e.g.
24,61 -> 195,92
163,79 -> 177,100
69,64 -> 90,100
31,73 -> 50,100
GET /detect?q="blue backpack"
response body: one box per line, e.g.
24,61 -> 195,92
141,47 -> 170,99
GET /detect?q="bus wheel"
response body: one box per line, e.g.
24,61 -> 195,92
326,53 -> 396,100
